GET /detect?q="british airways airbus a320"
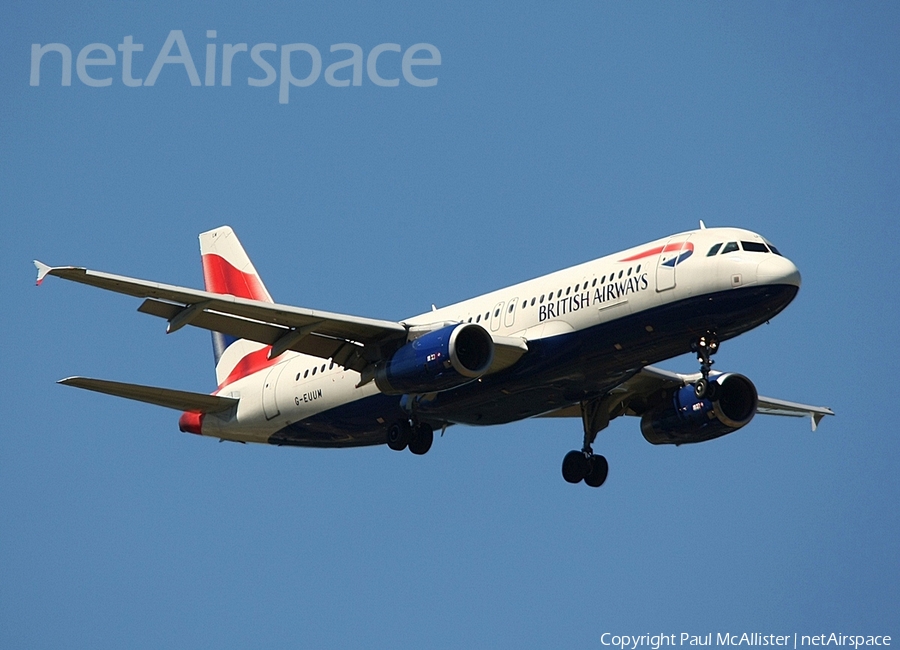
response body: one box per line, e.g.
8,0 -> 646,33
35,223 -> 833,487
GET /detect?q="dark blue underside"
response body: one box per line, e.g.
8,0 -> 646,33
267,284 -> 798,448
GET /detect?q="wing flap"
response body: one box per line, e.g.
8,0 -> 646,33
58,377 -> 238,413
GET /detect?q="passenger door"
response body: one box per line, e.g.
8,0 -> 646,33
656,235 -> 692,292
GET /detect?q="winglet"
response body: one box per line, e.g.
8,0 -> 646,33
34,260 -> 52,286
812,412 -> 826,432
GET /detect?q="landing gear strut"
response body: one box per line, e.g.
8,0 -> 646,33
691,331 -> 720,400
561,397 -> 611,488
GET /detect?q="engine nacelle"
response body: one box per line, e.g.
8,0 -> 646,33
640,373 -> 758,445
374,323 -> 494,395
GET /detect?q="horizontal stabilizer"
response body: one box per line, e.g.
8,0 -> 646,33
34,260 -> 53,286
58,377 -> 238,413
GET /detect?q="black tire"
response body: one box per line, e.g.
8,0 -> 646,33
562,450 -> 589,484
408,423 -> 434,455
387,420 -> 411,451
584,455 -> 609,488
694,378 -> 708,399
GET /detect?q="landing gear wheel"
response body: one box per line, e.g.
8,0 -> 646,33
562,450 -> 589,484
694,378 -> 709,399
387,420 -> 411,451
584,455 -> 609,488
408,423 -> 434,455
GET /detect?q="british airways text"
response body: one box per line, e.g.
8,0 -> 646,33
539,273 -> 649,322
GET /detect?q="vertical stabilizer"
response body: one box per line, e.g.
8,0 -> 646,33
199,226 -> 278,387
200,226 -> 274,302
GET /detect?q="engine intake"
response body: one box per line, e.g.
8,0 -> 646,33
375,323 -> 494,395
640,373 -> 758,445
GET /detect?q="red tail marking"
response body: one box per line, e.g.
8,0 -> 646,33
217,346 -> 279,390
202,253 -> 269,301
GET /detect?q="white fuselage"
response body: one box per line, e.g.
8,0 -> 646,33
199,226 -> 800,444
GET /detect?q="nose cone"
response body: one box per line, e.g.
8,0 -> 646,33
757,255 -> 801,288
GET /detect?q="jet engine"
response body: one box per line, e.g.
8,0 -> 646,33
374,323 -> 494,395
640,373 -> 758,445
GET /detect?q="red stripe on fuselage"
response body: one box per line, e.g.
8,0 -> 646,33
201,253 -> 270,302
619,242 -> 694,262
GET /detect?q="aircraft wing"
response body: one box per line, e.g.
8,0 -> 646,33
540,365 -> 834,431
34,262 -> 529,375
35,261 -> 408,372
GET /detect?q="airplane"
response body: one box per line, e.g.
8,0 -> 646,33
34,223 -> 833,488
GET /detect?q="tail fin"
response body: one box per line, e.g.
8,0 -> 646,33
200,226 -> 273,302
199,226 -> 278,387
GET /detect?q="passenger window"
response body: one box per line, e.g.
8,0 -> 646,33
565,287 -> 571,295
636,264 -> 641,273
601,276 -> 606,283
508,304 -> 514,313
304,369 -> 309,378
321,364 -> 326,372
721,242 -> 739,254
476,314 -> 481,323
296,373 -> 301,381
530,298 -> 536,306
707,243 -> 722,256
312,367 -> 317,376
618,270 -> 623,279
539,295 -> 544,304
742,241 -> 769,253
556,290 -> 562,298
574,283 -> 580,292
592,278 -> 597,287
627,267 -> 632,276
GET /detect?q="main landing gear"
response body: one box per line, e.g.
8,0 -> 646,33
562,450 -> 609,487
387,419 -> 434,455
562,397 -> 611,488
691,331 -> 720,400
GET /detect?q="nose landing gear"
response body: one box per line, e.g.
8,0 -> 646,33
692,331 -> 719,400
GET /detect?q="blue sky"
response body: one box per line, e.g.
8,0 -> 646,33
2,2 -> 898,648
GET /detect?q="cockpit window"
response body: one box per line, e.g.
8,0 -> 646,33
768,243 -> 782,256
721,241 -> 739,254
741,241 -> 769,253
707,243 -> 722,256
